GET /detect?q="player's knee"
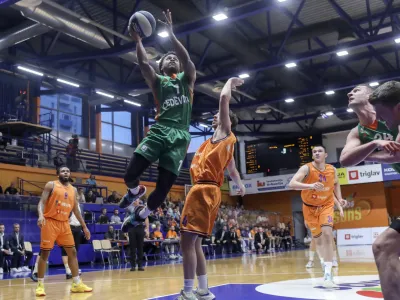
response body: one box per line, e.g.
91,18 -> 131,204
40,250 -> 50,260
373,229 -> 398,258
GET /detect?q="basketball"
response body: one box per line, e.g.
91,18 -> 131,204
129,11 -> 156,38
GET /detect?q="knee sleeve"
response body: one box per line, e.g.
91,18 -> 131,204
390,218 -> 400,233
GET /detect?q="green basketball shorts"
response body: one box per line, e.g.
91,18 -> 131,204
134,123 -> 191,176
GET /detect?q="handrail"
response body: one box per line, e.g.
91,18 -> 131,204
18,177 -> 45,196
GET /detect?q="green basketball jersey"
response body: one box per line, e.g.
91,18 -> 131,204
358,120 -> 400,173
153,72 -> 193,129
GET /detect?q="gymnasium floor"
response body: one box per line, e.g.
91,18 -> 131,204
0,246 -> 381,300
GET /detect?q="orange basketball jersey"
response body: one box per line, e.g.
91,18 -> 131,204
44,181 -> 76,222
191,133 -> 236,187
301,162 -> 335,206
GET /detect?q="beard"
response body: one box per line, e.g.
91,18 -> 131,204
59,175 -> 70,183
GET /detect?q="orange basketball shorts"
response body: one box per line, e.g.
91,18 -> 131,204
303,202 -> 334,238
180,184 -> 221,237
40,218 -> 75,250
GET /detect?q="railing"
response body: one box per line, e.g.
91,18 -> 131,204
18,177 -> 45,196
39,112 -> 53,128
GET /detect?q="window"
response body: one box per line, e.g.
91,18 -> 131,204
101,109 -> 132,149
39,94 -> 82,135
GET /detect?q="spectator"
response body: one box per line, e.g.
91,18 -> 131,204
66,134 -> 79,172
53,152 -> 64,170
165,226 -> 179,259
110,209 -> 121,224
86,174 -> 96,187
255,227 -> 268,254
248,226 -> 257,252
98,208 -> 109,224
8,223 -> 32,272
229,227 -> 240,253
0,223 -> 11,274
85,190 -> 96,204
152,224 -> 164,249
215,225 -> 230,254
104,226 -> 115,240
270,227 -> 277,250
0,132 -> 7,151
283,227 -> 292,250
172,207 -> 180,222
77,188 -> 86,203
107,191 -> 120,204
5,183 -> 18,195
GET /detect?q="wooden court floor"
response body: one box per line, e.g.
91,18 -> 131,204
0,247 -> 381,300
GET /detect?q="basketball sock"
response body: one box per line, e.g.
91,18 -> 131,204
73,276 -> 80,284
184,279 -> 194,294
64,264 -> 71,274
38,278 -> 44,284
309,251 -> 315,261
320,258 -> 324,265
333,251 -> 337,261
33,262 -> 38,274
130,187 -> 140,195
324,262 -> 332,275
197,274 -> 208,290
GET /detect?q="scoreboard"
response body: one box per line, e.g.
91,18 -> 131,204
245,135 -> 322,175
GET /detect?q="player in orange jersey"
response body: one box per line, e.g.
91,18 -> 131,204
35,166 -> 92,297
289,145 -> 346,288
177,77 -> 246,300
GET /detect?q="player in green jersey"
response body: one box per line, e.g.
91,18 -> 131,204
340,84 -> 400,170
122,10 -> 196,227
368,81 -> 400,300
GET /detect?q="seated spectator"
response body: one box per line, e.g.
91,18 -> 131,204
8,223 -> 32,272
110,209 -> 121,224
107,191 -> 120,204
0,223 -> 11,274
104,226 -> 115,240
165,226 -> 180,259
86,174 -> 97,187
201,236 -> 213,256
215,225 -> 230,254
172,207 -> 180,222
77,188 -> 85,203
255,227 -> 268,254
152,224 -> 164,251
98,208 -> 109,224
5,182 -> 18,195
282,227 -> 292,250
266,230 -> 274,251
248,226 -> 257,252
85,190 -> 96,203
0,131 -> 7,151
229,227 -> 241,253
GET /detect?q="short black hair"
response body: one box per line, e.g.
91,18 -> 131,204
56,165 -> 69,175
229,110 -> 239,130
0,223 -> 4,226
158,51 -> 180,75
370,81 -> 400,108
312,144 -> 326,152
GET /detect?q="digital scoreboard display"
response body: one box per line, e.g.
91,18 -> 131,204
245,135 -> 322,175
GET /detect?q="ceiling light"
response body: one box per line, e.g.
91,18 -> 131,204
325,90 -> 335,95
129,93 -> 141,97
395,37 -> 400,44
212,13 -> 228,21
325,111 -> 334,116
158,31 -> 169,38
285,62 -> 297,68
336,50 -> 349,57
369,82 -> 379,87
124,99 -> 141,107
199,123 -> 209,128
96,91 -> 114,98
285,98 -> 294,103
57,78 -> 79,88
17,66 -> 43,76
278,0 -> 287,2
347,108 -> 354,113
239,73 -> 250,79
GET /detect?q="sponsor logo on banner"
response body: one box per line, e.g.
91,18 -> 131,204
381,164 -> 400,181
337,167 -> 348,185
257,174 -> 293,192
345,234 -> 350,240
338,227 -> 387,246
346,164 -> 383,184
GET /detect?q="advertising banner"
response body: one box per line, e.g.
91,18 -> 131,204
381,164 -> 400,181
337,227 -> 388,246
346,164 -> 383,185
336,168 -> 348,185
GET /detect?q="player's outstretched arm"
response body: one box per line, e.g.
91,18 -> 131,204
340,126 -> 400,166
128,27 -> 157,89
160,10 -> 196,87
72,187 -> 90,240
37,182 -> 54,228
219,78 -> 244,134
288,165 -> 315,190
227,158 -> 245,197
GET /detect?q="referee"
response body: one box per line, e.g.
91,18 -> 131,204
119,194 -> 149,272
61,204 -> 83,279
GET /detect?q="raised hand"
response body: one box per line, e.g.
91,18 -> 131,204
159,9 -> 173,33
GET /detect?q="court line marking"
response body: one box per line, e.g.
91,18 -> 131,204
0,269 -> 378,288
146,283 -> 230,300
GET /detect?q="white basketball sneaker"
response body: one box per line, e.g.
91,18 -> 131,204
306,260 -> 314,268
323,271 -> 335,288
194,288 -> 216,300
176,289 -> 197,300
